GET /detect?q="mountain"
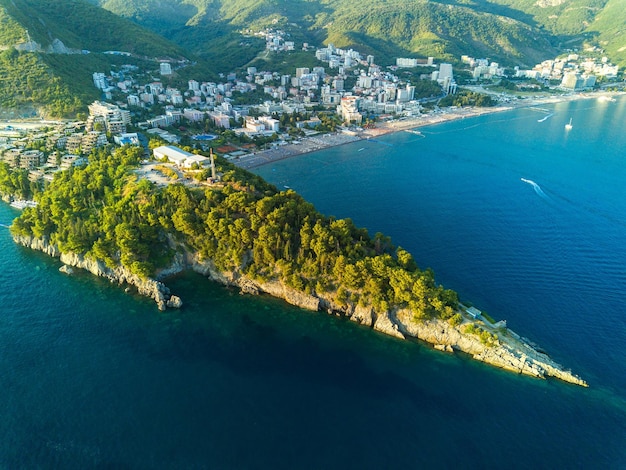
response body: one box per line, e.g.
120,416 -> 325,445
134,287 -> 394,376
586,0 -> 626,67
90,0 -> 625,68
0,0 -> 189,117
0,0 -> 622,117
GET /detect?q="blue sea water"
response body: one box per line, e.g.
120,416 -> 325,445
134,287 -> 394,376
1,96 -> 626,468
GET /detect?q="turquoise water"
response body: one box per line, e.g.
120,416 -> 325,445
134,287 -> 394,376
2,96 -> 626,467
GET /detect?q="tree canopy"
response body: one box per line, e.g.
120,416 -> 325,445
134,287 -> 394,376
10,144 -> 458,319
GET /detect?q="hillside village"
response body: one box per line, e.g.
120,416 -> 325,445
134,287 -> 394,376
1,30 -> 622,186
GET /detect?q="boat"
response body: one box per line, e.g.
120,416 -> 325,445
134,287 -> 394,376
565,118 -> 573,130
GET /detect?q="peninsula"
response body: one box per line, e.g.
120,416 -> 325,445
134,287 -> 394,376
7,144 -> 587,387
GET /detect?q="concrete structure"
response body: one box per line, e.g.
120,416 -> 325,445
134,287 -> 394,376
153,145 -> 208,169
466,306 -> 482,319
114,133 -> 140,146
160,62 -> 172,75
87,101 -> 130,134
338,96 -> 362,124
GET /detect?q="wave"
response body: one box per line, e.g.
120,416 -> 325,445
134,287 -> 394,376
521,178 -> 549,199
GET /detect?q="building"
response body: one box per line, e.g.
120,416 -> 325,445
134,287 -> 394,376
338,96 -> 362,124
160,62 -> 172,75
439,63 -> 453,81
259,116 -> 280,132
153,145 -> 208,169
65,133 -> 84,154
561,72 -> 584,91
113,133 -> 140,146
81,132 -> 108,154
208,112 -> 231,129
183,109 -> 205,122
396,58 -> 419,68
92,72 -> 107,90
87,101 -> 130,134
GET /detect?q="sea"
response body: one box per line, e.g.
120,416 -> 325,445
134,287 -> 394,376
1,96 -> 625,468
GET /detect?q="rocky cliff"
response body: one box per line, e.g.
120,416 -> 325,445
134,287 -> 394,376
183,252 -> 586,386
14,234 -> 587,387
14,235 -> 181,311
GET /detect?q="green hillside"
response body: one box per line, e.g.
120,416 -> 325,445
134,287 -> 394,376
313,1 -> 556,66
0,0 -> 192,117
586,0 -> 626,67
0,0 -> 186,57
90,0 -> 624,68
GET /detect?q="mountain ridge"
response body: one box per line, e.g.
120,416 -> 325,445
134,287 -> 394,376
0,0 -> 623,116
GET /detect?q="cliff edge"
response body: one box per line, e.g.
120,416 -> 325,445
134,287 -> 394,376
13,234 -> 587,387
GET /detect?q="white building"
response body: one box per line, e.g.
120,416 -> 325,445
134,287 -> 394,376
259,117 -> 280,132
396,58 -> 419,68
87,101 -> 130,134
160,62 -> 172,75
338,96 -> 362,124
93,72 -> 107,90
153,146 -> 208,168
439,63 -> 453,81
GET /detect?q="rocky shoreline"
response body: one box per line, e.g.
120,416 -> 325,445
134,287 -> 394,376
14,235 -> 182,311
14,234 -> 587,387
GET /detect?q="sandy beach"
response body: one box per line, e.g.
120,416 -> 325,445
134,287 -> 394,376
233,92 -> 621,170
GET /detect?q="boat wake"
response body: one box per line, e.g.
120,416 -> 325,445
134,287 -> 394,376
537,113 -> 553,123
0,223 -> 9,228
521,178 -> 549,199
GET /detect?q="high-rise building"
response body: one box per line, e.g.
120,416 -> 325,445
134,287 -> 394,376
439,63 -> 454,81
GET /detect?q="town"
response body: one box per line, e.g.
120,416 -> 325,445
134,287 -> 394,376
1,29 -> 622,186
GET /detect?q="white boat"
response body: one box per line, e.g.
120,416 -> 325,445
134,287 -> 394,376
565,118 -> 573,130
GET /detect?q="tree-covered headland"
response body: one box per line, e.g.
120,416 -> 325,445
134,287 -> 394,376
10,145 -> 459,321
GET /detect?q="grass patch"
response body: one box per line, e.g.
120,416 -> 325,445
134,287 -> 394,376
481,311 -> 496,324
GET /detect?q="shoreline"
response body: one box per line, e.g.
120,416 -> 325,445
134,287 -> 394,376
234,91 -> 623,170
8,217 -> 588,386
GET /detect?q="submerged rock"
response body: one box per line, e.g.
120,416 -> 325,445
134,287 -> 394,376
166,295 -> 183,308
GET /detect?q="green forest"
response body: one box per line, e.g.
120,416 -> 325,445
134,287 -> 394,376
0,49 -> 84,117
439,90 -> 495,108
10,145 -> 459,320
0,163 -> 33,199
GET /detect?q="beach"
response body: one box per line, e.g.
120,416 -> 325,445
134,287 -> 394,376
233,92 -> 620,170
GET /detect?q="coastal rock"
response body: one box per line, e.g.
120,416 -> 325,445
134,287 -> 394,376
155,251 -> 186,279
59,264 -> 74,275
255,280 -> 321,311
349,305 -> 375,326
13,235 -> 183,311
166,295 -> 183,308
238,279 -> 260,295
373,312 -> 405,339
12,235 -> 587,386
14,235 -> 60,257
